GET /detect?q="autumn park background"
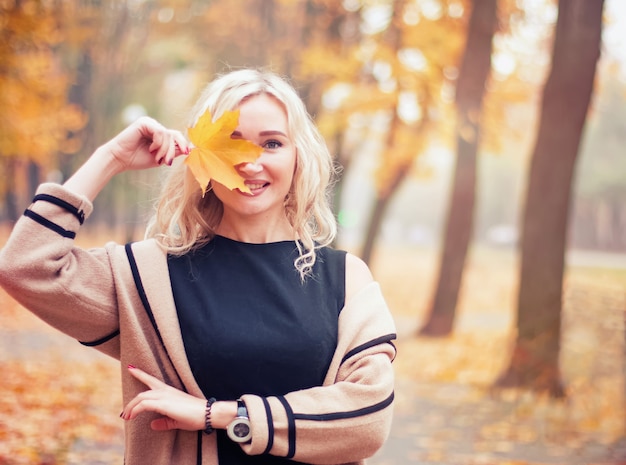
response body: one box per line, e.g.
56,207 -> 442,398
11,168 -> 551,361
1,0 -> 625,464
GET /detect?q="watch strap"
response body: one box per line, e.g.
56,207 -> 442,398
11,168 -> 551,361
236,399 -> 248,418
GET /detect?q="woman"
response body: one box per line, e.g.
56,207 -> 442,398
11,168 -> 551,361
0,69 -> 396,465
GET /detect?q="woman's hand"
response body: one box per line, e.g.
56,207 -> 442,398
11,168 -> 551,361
63,117 -> 191,201
121,365 -> 206,432
103,116 -> 190,172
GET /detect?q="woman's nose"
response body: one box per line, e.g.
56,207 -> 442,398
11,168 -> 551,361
237,161 -> 263,176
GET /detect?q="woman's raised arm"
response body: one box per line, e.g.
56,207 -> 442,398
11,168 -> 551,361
64,117 -> 190,201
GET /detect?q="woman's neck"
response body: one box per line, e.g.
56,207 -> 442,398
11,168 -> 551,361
215,213 -> 296,244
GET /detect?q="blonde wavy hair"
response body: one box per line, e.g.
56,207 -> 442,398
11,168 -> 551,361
145,69 -> 338,279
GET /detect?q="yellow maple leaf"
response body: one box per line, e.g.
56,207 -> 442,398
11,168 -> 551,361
185,109 -> 262,195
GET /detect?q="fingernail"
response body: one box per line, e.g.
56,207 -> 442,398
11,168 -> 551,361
128,364 -> 136,369
120,411 -> 124,418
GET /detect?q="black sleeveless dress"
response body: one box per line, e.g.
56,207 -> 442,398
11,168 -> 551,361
168,235 -> 346,464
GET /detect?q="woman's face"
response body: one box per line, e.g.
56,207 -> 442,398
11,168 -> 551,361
211,93 -> 297,230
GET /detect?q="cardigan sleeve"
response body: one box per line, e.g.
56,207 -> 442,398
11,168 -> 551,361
0,183 -> 121,358
240,282 -> 396,464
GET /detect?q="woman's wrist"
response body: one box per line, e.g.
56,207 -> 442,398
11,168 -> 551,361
63,145 -> 125,201
208,400 -> 239,430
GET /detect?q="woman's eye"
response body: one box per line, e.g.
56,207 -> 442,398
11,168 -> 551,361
263,140 -> 282,150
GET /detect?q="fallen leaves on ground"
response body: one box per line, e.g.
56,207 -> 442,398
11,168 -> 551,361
369,245 -> 626,465
0,358 -> 122,465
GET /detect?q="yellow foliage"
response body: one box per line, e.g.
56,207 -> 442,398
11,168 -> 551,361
0,358 -> 122,464
374,124 -> 426,197
0,1 -> 87,168
186,109 -> 263,195
299,45 -> 362,81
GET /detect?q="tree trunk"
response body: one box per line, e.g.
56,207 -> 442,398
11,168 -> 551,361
27,161 -> 41,200
361,164 -> 410,264
496,0 -> 604,396
3,159 -> 19,223
420,0 -> 497,336
359,0 -> 406,264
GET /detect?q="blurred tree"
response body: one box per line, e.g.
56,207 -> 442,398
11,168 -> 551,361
360,0 -> 411,264
190,0 -> 363,113
359,0 -> 466,263
496,0 -> 604,396
0,0 -> 163,233
419,0 -> 498,336
73,0 -> 158,239
0,1 -> 86,221
294,0 -> 364,224
190,0 -> 302,76
0,0 -> 528,242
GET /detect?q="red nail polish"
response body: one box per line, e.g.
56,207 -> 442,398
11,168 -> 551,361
128,364 -> 136,369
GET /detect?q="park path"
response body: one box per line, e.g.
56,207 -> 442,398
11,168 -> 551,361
365,306 -> 626,465
370,377 -> 626,465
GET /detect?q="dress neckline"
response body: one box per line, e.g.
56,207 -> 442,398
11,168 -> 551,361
213,234 -> 298,247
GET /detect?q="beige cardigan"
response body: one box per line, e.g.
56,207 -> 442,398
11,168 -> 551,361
0,183 -> 397,465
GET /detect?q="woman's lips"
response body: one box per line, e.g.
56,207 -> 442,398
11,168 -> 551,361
239,181 -> 269,196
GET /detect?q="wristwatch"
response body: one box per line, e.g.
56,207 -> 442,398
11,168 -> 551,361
227,399 -> 252,443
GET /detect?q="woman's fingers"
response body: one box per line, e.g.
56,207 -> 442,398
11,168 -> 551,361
121,365 -> 206,431
127,365 -> 167,390
122,366 -> 170,420
151,416 -> 179,431
122,392 -> 160,420
148,130 -> 190,166
172,133 -> 191,162
108,116 -> 189,170
148,130 -> 171,165
121,391 -> 205,431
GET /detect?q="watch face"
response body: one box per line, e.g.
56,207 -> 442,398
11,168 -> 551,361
233,422 -> 250,437
227,417 -> 252,443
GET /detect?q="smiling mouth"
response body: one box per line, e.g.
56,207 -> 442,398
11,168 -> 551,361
239,182 -> 269,195
246,182 -> 268,190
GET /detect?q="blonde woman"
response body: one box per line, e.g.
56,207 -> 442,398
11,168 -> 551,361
0,69 -> 396,465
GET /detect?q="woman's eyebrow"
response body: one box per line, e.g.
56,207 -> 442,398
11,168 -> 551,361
231,130 -> 287,137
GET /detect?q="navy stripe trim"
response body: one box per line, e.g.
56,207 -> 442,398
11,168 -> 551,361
277,396 -> 296,459
79,329 -> 120,347
196,430 -> 202,465
125,243 -> 164,344
125,243 -> 186,391
294,391 -> 395,422
389,340 -> 397,362
32,193 -> 85,224
24,209 -> 76,239
341,333 -> 397,365
261,397 -> 274,455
